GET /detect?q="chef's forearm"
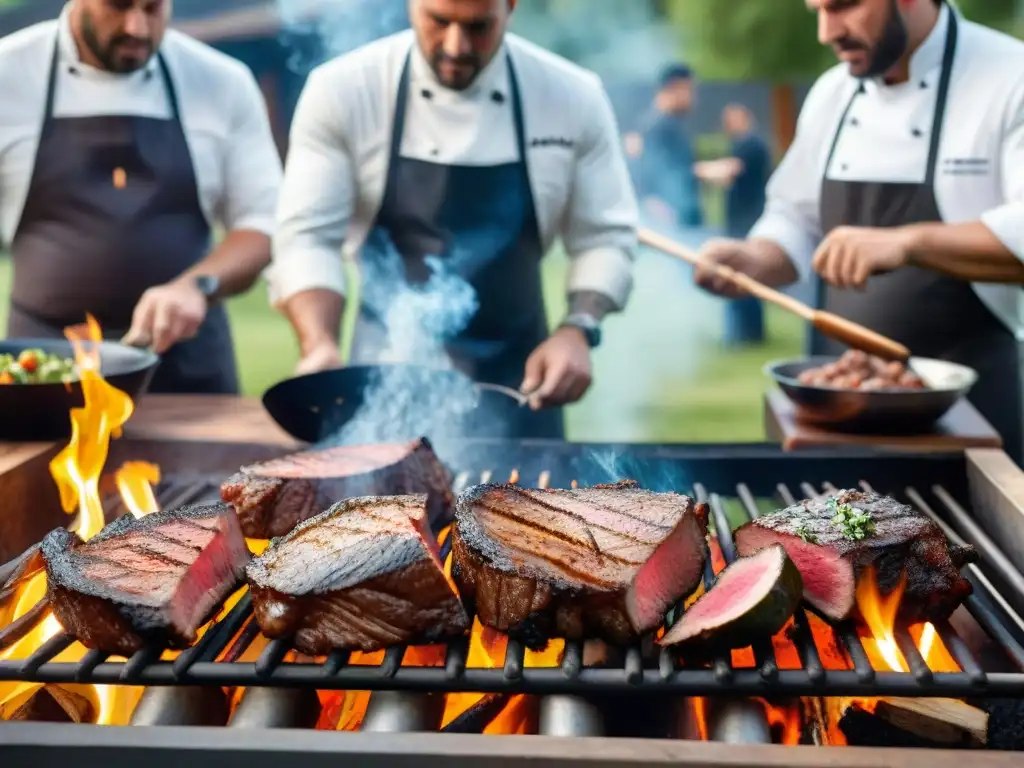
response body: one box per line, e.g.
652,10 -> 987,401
181,230 -> 272,297
567,291 -> 617,322
748,238 -> 802,287
281,288 -> 345,355
901,221 -> 1024,284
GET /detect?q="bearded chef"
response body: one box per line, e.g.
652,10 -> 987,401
0,0 -> 282,393
268,0 -> 638,439
694,0 -> 1024,463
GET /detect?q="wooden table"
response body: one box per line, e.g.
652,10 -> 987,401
764,389 -> 1003,452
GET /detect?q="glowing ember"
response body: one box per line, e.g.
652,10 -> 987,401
508,468 -> 519,485
114,461 -> 161,517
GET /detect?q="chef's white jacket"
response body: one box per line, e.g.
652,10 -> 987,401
750,3 -> 1024,335
268,30 -> 638,310
0,10 -> 282,248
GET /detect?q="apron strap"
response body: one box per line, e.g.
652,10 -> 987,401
925,10 -> 958,186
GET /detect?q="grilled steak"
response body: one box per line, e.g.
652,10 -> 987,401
734,489 -> 977,623
248,494 -> 470,655
451,480 -> 709,649
42,502 -> 250,656
221,437 -> 453,540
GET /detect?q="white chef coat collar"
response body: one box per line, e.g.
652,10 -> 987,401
864,1 -> 949,92
409,39 -> 510,101
56,3 -> 159,81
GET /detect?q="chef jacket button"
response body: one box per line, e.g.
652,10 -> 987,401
491,91 -> 505,104
848,117 -> 859,127
421,88 -> 433,99
920,80 -> 928,89
431,148 -> 440,156
841,163 -> 849,171
68,66 -> 79,75
912,128 -> 924,138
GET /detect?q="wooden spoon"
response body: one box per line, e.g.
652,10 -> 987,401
638,227 -> 910,362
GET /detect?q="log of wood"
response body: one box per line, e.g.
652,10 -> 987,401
7,685 -> 95,723
839,697 -> 988,748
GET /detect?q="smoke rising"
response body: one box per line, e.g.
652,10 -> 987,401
316,233 -> 483,448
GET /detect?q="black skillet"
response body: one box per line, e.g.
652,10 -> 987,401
262,364 -> 529,444
0,338 -> 159,442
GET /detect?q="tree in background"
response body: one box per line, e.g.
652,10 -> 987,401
665,0 -> 1019,154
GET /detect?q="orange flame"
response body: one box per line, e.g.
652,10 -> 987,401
1,316 -> 153,725
114,462 -> 161,517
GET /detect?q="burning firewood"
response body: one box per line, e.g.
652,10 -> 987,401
836,697 -> 987,748
6,685 -> 95,723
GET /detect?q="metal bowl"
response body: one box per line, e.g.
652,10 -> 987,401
0,339 -> 159,442
764,355 -> 978,433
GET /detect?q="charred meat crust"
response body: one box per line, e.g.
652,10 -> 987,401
247,494 -> 470,656
221,437 -> 454,540
736,490 -> 977,623
451,480 -> 709,650
42,502 -> 249,656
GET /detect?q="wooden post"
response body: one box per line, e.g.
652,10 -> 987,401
769,83 -> 798,159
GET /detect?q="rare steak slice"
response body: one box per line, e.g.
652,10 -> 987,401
42,502 -> 250,656
221,437 -> 453,540
734,489 -> 977,623
451,480 -> 709,649
247,494 -> 470,655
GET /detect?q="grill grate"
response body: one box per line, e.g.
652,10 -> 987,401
4,448 -> 1024,698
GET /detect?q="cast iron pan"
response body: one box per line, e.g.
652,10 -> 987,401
765,355 -> 978,433
262,364 -> 528,444
0,338 -> 159,442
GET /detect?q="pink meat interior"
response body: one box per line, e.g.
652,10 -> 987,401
737,528 -> 856,620
678,556 -> 773,632
626,513 -> 705,631
251,443 -> 411,479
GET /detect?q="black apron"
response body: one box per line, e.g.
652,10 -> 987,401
7,39 -> 239,395
352,50 -> 562,439
811,12 -> 1023,463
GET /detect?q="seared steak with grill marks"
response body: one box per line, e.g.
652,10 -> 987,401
42,502 -> 250,656
247,494 -> 469,655
734,489 -> 977,623
221,437 -> 453,540
451,480 -> 709,649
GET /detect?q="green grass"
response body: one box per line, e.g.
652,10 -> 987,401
0,235 -> 804,443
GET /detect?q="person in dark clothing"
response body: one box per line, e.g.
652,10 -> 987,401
695,104 -> 773,344
624,64 -> 703,229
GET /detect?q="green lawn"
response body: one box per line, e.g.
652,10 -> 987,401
0,249 -> 803,443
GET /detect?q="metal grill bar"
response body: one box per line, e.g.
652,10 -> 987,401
4,458 -> 1024,699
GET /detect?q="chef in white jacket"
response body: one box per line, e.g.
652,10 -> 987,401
268,0 -> 638,439
694,0 -> 1024,462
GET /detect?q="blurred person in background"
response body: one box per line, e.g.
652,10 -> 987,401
694,104 -> 772,345
269,0 -> 638,439
692,0 -> 1024,462
624,63 -> 703,229
0,0 -> 281,394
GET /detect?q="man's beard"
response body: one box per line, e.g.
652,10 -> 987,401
834,0 -> 909,79
430,52 -> 482,91
81,11 -> 153,73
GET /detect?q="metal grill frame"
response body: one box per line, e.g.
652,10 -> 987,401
3,445 -> 1024,699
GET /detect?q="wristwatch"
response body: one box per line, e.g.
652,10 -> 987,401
560,313 -> 602,349
193,274 -> 221,304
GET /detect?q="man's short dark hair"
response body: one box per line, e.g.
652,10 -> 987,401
659,63 -> 693,87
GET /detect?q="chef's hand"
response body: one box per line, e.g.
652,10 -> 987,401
520,327 -> 592,410
812,226 -> 911,289
693,238 -> 763,299
295,342 -> 343,376
122,278 -> 207,354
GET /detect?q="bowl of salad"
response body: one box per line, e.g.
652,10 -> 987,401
0,339 -> 159,441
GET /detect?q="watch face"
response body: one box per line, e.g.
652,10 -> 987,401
194,275 -> 218,298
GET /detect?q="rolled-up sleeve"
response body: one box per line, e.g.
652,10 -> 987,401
747,94 -> 828,280
219,67 -> 282,236
980,78 -> 1024,260
266,67 -> 355,307
561,82 -> 639,310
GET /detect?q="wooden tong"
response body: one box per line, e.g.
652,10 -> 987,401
638,228 -> 910,362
